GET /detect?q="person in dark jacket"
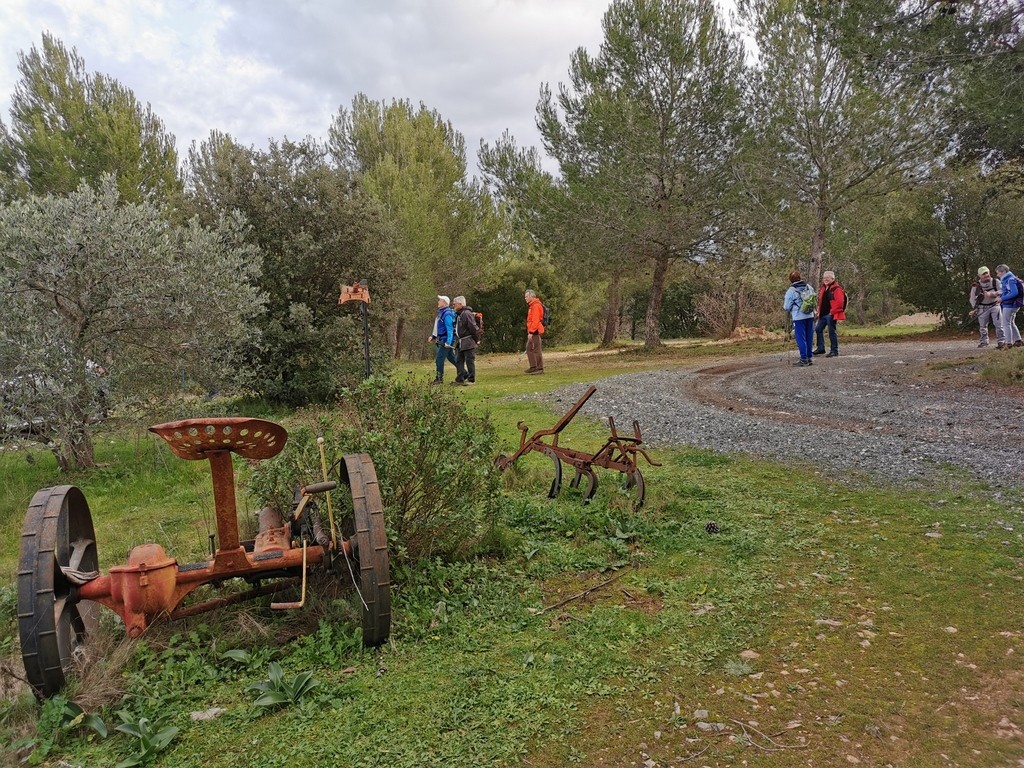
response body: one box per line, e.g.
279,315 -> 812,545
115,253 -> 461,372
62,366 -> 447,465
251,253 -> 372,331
452,295 -> 481,385
427,295 -> 457,384
995,264 -> 1024,348
812,271 -> 847,358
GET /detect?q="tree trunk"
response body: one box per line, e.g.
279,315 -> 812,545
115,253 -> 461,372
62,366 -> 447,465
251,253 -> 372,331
855,284 -> 867,325
54,425 -> 95,472
600,274 -> 621,348
809,204 -> 828,286
393,316 -> 405,359
729,282 -> 745,336
643,252 -> 670,348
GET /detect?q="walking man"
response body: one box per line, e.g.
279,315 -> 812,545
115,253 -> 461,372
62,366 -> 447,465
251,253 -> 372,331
524,289 -> 545,374
970,267 -> 1004,348
452,295 -> 481,385
427,295 -> 457,384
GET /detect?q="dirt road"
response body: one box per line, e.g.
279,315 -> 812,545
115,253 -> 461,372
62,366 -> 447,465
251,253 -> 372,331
548,339 -> 1024,490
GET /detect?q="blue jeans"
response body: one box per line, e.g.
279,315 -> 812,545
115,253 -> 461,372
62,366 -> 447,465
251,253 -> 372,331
434,343 -> 457,379
814,315 -> 837,352
1001,306 -> 1022,345
793,317 -> 814,360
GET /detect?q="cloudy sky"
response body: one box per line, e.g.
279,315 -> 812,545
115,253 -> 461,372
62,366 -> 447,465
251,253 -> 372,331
0,0 -> 623,173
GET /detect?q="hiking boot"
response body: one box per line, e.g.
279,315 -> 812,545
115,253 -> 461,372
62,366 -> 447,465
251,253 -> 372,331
466,379 -> 476,385
430,377 -> 443,386
813,348 -> 826,355
1015,340 -> 1024,348
978,341 -> 989,347
528,368 -> 544,375
453,379 -> 468,386
793,359 -> 810,366
997,343 -> 1007,349
826,350 -> 839,357
524,367 -> 537,374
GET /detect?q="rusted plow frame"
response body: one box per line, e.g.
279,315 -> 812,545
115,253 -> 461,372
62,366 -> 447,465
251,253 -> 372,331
495,386 -> 660,508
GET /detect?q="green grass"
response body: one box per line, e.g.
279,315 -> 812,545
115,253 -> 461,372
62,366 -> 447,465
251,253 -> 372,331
2,340 -> 1023,766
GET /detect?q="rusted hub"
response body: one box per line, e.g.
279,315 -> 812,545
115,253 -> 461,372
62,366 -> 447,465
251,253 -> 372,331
148,417 -> 287,461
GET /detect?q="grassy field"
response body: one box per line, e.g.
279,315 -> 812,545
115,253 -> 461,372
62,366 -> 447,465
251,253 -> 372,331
3,332 -> 1023,767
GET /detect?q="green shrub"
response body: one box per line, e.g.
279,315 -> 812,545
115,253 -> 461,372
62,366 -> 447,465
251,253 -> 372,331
248,377 -> 501,562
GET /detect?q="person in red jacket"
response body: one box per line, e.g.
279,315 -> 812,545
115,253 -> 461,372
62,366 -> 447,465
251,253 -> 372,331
812,271 -> 847,358
524,289 -> 545,374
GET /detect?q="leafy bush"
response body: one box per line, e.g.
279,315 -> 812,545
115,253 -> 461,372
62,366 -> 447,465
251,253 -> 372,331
248,377 -> 502,562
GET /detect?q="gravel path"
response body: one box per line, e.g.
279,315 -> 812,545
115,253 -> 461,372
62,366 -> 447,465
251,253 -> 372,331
538,340 -> 1024,492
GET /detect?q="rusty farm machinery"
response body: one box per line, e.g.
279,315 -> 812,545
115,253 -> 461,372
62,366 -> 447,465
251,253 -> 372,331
495,386 -> 660,509
17,416 -> 391,698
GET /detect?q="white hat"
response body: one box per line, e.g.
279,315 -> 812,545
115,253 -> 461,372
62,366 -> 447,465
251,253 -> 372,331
437,295 -> 450,305
452,295 -> 466,306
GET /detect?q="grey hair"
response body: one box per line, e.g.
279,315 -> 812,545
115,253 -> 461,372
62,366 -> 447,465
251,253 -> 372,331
823,270 -> 835,280
452,295 -> 466,306
996,264 -> 1010,273
524,289 -> 536,299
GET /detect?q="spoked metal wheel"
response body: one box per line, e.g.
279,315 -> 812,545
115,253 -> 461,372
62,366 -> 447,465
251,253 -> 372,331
340,454 -> 391,647
541,447 -> 563,499
569,468 -> 598,503
18,485 -> 99,698
623,469 -> 647,510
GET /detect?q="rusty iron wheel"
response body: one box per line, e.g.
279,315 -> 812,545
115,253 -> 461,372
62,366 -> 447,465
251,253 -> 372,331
18,485 -> 99,698
540,447 -> 563,499
569,469 -> 598,503
340,454 -> 391,647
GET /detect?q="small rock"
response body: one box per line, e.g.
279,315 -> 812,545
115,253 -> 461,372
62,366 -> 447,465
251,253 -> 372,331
740,649 -> 760,660
190,707 -> 226,721
846,756 -> 861,764
945,626 -> 958,633
693,709 -> 709,719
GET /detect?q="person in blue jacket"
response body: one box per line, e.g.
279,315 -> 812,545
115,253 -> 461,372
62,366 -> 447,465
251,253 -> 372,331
783,270 -> 816,366
995,264 -> 1024,348
428,295 -> 458,384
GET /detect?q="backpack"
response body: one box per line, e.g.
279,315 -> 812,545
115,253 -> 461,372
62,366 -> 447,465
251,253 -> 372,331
541,302 -> 551,330
474,311 -> 484,339
798,284 -> 816,314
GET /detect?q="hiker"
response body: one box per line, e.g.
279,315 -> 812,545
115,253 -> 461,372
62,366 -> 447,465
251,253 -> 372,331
524,289 -> 545,374
813,271 -> 847,358
995,264 -> 1024,348
969,267 -> 1004,348
783,270 -> 816,366
452,295 -> 481,385
427,295 -> 457,384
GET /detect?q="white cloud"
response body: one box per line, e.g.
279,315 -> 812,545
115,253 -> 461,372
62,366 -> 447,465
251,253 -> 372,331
0,0 -> 737,172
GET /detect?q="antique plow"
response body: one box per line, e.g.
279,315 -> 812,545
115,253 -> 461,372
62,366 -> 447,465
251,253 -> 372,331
18,416 -> 391,698
495,386 -> 660,509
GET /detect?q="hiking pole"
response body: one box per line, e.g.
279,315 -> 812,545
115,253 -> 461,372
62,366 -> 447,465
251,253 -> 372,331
783,313 -> 793,364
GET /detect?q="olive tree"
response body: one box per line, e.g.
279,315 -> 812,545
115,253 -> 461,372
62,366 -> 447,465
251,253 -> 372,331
0,177 -> 262,470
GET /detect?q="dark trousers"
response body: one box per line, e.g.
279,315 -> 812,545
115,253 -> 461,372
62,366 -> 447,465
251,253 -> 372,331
814,315 -> 838,352
455,348 -> 476,382
434,343 -> 457,379
526,332 -> 543,371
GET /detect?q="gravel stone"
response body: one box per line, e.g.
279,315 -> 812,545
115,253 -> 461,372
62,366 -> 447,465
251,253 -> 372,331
531,340 -> 1024,491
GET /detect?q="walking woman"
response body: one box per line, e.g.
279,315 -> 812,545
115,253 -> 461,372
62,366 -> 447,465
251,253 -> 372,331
783,270 -> 816,366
